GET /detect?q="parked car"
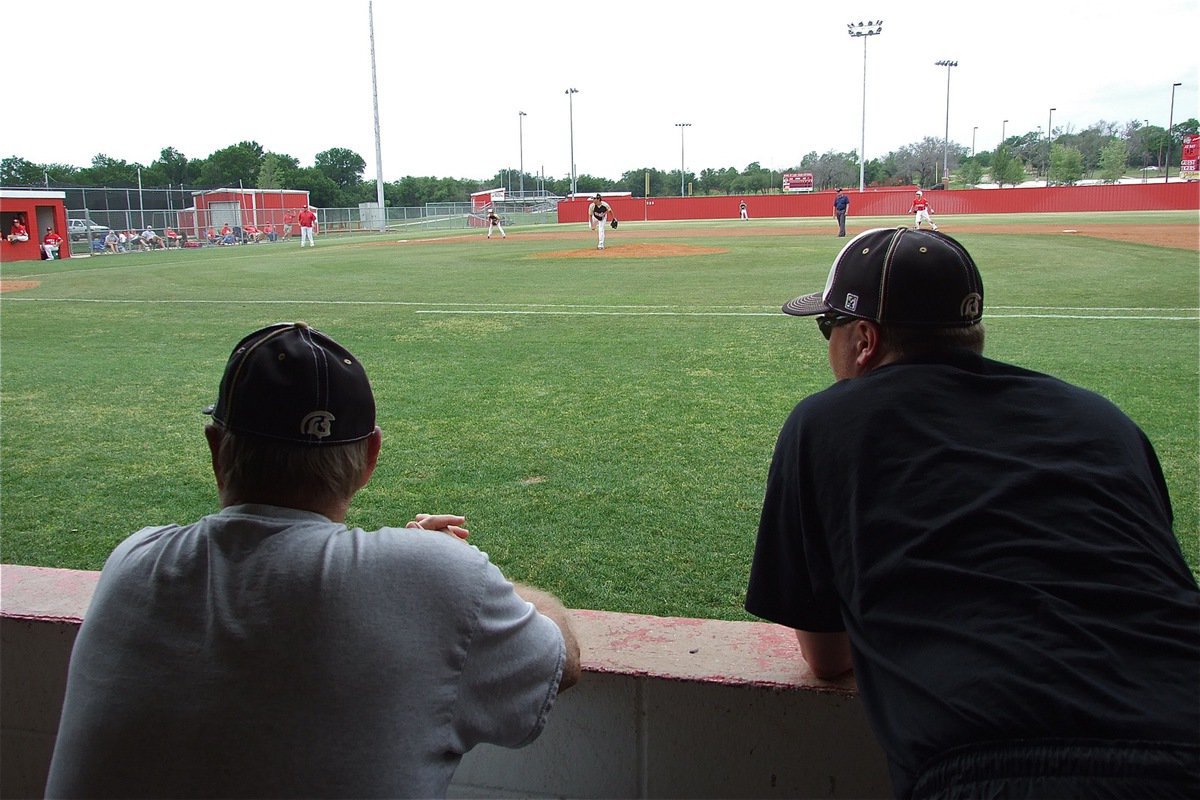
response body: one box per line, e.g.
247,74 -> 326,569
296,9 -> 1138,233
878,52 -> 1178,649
68,218 -> 111,242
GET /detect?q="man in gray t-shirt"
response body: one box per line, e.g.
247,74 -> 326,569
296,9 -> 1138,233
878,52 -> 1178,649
46,322 -> 580,799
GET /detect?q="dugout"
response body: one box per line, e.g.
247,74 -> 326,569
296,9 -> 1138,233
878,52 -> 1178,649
176,188 -> 310,240
0,189 -> 70,262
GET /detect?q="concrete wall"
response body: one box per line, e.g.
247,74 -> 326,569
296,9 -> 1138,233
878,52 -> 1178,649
1,564 -> 890,799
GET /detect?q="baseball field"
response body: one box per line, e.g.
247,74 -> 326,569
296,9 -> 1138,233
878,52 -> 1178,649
1,210 -> 1196,620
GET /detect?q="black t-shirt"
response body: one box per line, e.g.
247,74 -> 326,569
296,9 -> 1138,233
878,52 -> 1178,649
746,350 -> 1200,797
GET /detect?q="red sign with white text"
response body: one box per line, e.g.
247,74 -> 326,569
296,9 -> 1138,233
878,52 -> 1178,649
1180,134 -> 1199,179
782,172 -> 814,192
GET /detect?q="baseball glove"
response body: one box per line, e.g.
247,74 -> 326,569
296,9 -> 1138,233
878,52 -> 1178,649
610,219 -> 618,229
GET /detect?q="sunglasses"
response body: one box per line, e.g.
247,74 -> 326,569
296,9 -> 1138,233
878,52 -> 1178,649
817,313 -> 856,340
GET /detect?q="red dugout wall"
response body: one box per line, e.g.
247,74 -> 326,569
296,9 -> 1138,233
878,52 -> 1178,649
558,183 -> 1199,224
0,190 -> 71,262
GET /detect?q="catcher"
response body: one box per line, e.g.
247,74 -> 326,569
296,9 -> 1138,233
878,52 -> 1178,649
909,190 -> 939,231
588,193 -> 617,250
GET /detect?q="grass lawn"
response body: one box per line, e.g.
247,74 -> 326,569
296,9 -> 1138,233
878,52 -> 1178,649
2,211 -> 1197,620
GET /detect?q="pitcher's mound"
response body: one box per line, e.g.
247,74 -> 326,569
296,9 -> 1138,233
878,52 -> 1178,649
536,243 -> 728,259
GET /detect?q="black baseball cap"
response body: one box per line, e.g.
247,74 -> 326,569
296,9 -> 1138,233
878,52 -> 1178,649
204,322 -> 375,445
783,227 -> 983,326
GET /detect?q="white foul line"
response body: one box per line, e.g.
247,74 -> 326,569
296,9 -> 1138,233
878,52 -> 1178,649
3,297 -> 1197,321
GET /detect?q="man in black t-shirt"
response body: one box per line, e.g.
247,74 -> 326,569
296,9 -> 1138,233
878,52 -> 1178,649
745,227 -> 1199,799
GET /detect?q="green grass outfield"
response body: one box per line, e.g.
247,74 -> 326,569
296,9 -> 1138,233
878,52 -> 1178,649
2,210 -> 1197,620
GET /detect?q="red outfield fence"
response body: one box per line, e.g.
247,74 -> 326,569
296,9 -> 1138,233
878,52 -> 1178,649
558,183 -> 1200,224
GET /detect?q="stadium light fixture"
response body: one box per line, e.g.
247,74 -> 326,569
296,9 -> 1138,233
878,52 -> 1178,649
565,89 -> 579,196
972,126 -> 978,157
518,111 -> 527,197
1046,107 -> 1056,186
935,60 -> 958,184
675,123 -> 692,197
1166,82 -> 1182,183
848,20 -> 884,192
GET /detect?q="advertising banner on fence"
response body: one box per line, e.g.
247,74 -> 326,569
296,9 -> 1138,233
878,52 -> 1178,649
782,172 -> 814,192
1180,134 -> 1199,180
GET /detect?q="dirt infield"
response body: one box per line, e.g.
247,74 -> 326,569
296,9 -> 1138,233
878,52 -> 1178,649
907,224 -> 1197,251
0,280 -> 40,293
534,243 -> 727,259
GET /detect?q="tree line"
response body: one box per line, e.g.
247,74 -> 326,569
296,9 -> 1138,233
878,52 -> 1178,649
2,117 -> 1195,207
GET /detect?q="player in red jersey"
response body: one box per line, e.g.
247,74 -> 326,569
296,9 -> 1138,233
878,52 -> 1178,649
298,207 -> 317,247
908,190 -> 938,230
7,217 -> 30,243
42,227 -> 64,260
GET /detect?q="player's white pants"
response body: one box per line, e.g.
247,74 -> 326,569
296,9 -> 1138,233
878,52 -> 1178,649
915,210 -> 937,229
488,223 -> 505,238
593,217 -> 606,248
42,244 -> 58,259
300,226 -> 315,246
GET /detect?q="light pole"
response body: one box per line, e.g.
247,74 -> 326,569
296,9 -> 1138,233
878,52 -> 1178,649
1143,120 -> 1150,182
368,0 -> 385,231
1045,107 -> 1056,187
935,59 -> 958,184
848,20 -> 884,192
675,122 -> 691,196
565,88 -> 579,196
972,126 -> 978,157
518,111 -> 526,196
1001,119 -> 1008,147
1165,82 -> 1182,183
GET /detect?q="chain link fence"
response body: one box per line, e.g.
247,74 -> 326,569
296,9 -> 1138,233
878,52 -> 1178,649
64,194 -> 562,252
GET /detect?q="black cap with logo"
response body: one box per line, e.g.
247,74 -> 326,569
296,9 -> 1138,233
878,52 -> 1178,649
204,322 -> 376,445
783,227 -> 984,326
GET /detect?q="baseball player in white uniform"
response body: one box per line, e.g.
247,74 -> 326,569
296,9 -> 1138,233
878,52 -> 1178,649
909,191 -> 938,230
486,209 -> 506,239
588,194 -> 615,249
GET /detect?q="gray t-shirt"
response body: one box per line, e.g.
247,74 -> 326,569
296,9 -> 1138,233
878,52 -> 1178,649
46,504 -> 566,799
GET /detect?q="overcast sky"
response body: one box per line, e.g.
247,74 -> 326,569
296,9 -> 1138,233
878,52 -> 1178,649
6,0 -> 1197,184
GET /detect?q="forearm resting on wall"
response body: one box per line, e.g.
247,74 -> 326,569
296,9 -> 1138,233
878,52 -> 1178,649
514,582 -> 582,691
795,629 -> 854,679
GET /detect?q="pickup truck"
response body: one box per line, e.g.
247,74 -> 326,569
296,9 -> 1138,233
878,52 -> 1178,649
68,218 -> 111,242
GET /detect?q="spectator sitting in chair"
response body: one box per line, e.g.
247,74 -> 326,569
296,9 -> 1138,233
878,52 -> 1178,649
165,227 -> 179,248
243,224 -> 265,244
220,225 -> 237,246
142,226 -> 166,250
207,228 -> 219,245
104,230 -> 120,254
7,216 -> 30,244
265,223 -> 277,242
41,227 -> 64,260
127,230 -> 149,251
